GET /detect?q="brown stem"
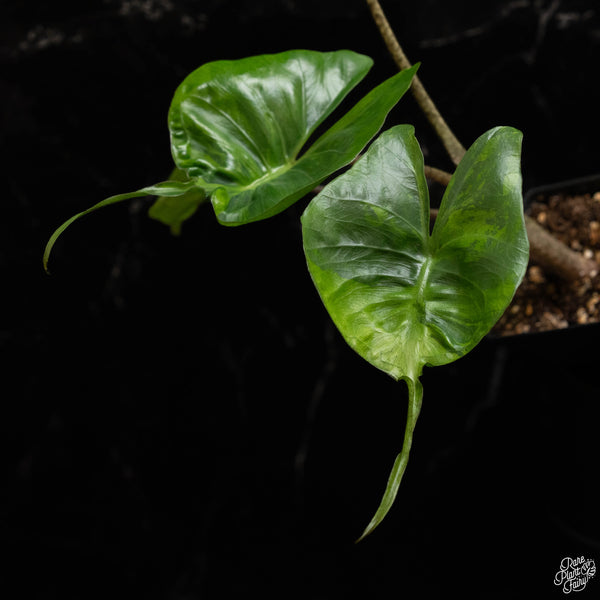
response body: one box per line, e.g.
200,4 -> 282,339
424,165 -> 452,187
367,0 -> 598,283
365,0 -> 466,166
525,216 -> 598,281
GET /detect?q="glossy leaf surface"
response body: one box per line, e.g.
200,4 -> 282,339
302,124 -> 529,382
302,124 -> 529,538
168,50 -> 418,225
44,51 -> 417,269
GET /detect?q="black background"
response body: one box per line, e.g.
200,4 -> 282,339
2,1 -> 599,598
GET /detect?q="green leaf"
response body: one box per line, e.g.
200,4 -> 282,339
43,180 -> 195,272
303,123 -> 528,379
169,50 -> 418,225
302,124 -> 529,537
45,51 -> 416,269
149,168 -> 207,235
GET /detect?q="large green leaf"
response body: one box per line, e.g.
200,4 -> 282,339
168,50 -> 418,225
301,124 -> 529,538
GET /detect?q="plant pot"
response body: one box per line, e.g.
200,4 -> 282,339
493,174 -> 600,336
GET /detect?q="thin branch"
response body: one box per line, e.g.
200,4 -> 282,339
424,165 -> 452,187
365,0 -> 466,166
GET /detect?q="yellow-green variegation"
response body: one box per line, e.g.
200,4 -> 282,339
302,124 -> 529,540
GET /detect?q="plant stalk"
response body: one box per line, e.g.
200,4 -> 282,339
369,0 -> 599,283
356,376 -> 423,542
365,0 -> 466,166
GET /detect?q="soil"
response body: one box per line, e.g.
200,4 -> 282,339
493,188 -> 600,336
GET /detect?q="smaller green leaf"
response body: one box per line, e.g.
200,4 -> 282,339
45,51 -> 417,270
43,180 -> 195,273
149,168 -> 207,235
169,50 -> 374,186
168,50 -> 418,225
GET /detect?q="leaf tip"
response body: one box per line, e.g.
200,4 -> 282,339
42,236 -> 57,275
354,519 -> 379,544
